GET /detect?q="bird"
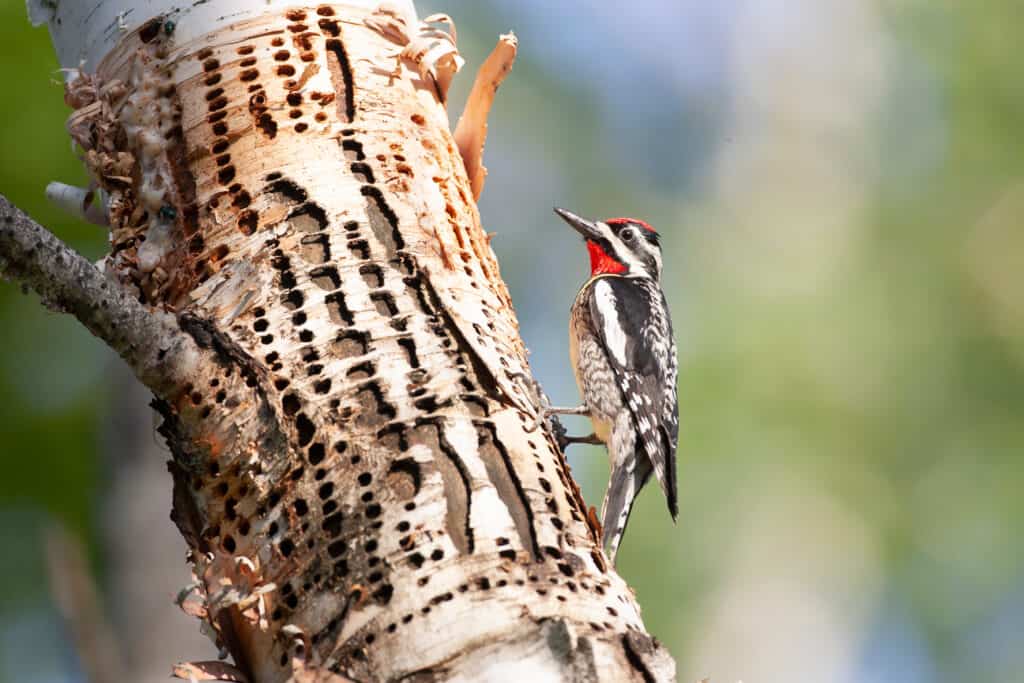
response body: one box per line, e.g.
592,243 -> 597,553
547,207 -> 678,563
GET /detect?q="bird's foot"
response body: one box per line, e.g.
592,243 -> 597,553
553,427 -> 603,452
545,405 -> 591,417
562,433 -> 603,446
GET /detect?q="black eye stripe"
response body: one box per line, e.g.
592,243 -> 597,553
612,223 -> 654,242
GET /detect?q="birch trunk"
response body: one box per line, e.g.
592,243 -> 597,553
14,1 -> 678,680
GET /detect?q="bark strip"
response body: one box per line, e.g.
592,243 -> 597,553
454,33 -> 518,200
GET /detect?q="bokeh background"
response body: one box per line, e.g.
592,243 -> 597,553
2,0 -> 1022,681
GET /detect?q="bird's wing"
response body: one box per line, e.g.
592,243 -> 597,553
588,277 -> 678,518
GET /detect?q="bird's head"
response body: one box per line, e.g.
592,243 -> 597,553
554,207 -> 662,280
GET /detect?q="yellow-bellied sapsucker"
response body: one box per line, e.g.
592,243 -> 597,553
548,208 -> 679,563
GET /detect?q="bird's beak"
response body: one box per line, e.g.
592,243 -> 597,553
554,207 -> 602,241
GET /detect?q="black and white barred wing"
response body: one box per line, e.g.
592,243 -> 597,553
589,277 -> 678,519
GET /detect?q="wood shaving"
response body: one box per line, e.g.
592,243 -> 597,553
364,4 -> 465,103
171,660 -> 250,682
454,32 -> 517,200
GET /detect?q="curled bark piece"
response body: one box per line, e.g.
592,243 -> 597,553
45,181 -> 109,226
412,14 -> 465,101
172,660 -> 250,682
454,33 -> 518,201
365,4 -> 465,102
289,660 -> 356,683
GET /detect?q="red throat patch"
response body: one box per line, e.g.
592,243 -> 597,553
587,240 -> 627,275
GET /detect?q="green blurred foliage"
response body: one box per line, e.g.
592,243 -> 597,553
0,12 -> 111,681
614,2 -> 1024,680
0,6 -> 107,540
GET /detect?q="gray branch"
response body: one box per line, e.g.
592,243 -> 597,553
0,193 -> 200,398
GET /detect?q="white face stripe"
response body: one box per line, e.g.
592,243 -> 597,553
593,279 -> 628,366
597,221 -> 662,278
650,241 -> 663,277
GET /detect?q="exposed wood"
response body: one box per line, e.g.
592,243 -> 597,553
6,1 -> 680,681
172,659 -> 251,682
454,33 -> 518,200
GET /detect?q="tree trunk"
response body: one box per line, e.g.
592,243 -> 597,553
10,1 -> 677,680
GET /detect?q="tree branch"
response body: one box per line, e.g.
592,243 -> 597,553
0,193 -> 287,534
0,193 -> 199,398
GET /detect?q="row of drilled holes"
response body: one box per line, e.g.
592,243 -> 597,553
249,167 -> 404,626
312,566 -> 638,665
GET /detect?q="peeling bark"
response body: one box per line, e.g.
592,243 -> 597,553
454,33 -> 517,201
7,1 -> 678,681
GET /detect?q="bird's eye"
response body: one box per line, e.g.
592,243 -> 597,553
620,228 -> 636,242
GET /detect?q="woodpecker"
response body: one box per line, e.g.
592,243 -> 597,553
548,207 -> 678,563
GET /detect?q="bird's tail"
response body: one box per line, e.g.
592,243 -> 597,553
600,457 -> 653,564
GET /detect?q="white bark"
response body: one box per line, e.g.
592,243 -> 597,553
11,1 -> 679,681
28,0 -> 412,75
